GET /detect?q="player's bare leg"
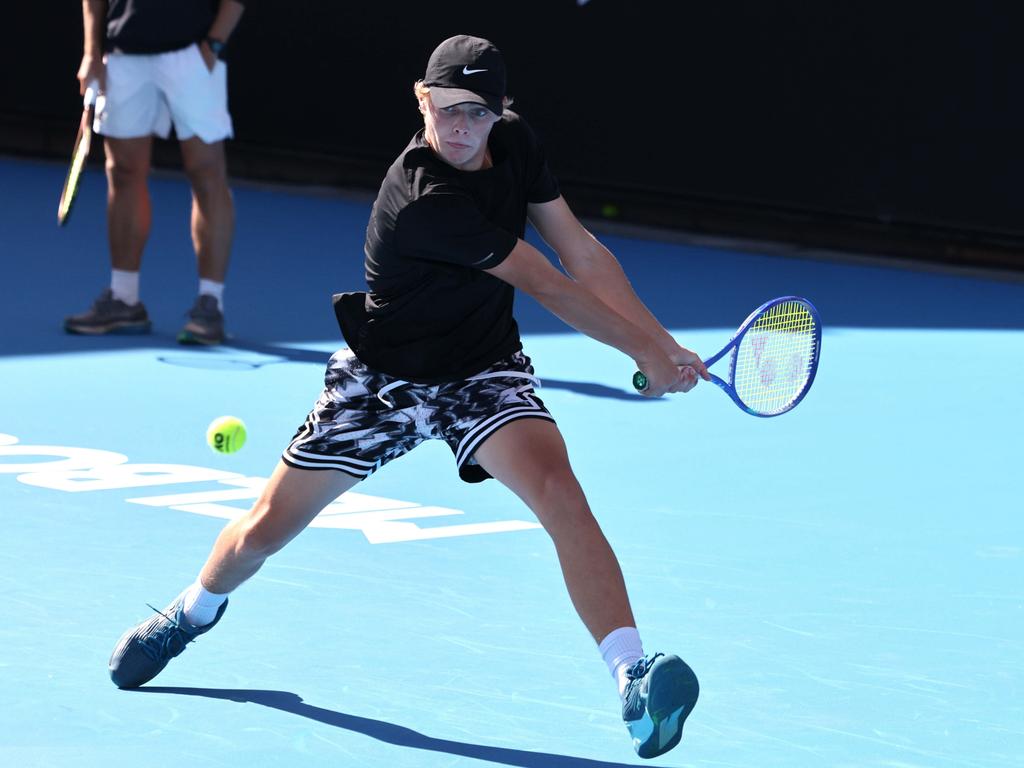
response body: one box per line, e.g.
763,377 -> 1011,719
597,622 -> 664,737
474,417 -> 698,758
64,136 -> 153,335
108,461 -> 360,688
199,460 -> 361,593
105,135 -> 153,272
176,137 -> 234,343
474,417 -> 635,643
180,136 -> 233,283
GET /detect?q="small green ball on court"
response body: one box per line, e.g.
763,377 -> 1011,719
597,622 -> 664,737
206,415 -> 247,454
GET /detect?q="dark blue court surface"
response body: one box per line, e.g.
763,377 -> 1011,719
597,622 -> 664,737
1,155 -> 1022,767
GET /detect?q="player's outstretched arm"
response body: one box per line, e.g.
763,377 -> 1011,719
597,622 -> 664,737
486,239 -> 682,396
527,197 -> 709,390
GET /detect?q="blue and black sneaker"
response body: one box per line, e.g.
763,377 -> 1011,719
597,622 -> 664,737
64,289 -> 152,335
177,295 -> 226,345
108,591 -> 228,689
622,653 -> 700,759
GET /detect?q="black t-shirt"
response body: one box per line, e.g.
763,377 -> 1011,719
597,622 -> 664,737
105,0 -> 243,54
335,110 -> 560,383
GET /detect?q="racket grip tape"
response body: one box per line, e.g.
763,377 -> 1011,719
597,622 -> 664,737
632,371 -> 649,392
84,79 -> 100,108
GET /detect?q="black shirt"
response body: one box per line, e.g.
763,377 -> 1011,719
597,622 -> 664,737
105,0 -> 244,54
335,111 -> 560,383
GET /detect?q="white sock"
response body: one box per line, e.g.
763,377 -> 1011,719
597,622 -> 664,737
199,278 -> 225,311
182,579 -> 228,627
599,626 -> 644,697
110,269 -> 140,305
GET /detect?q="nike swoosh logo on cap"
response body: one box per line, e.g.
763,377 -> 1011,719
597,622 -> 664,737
462,66 -> 487,75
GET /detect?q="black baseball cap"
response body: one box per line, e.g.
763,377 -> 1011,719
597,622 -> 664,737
422,35 -> 506,115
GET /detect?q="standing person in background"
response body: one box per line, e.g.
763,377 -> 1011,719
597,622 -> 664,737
65,0 -> 246,345
106,35 -> 705,759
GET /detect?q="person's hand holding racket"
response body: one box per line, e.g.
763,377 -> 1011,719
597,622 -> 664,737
633,341 -> 709,397
633,297 -> 822,416
57,76 -> 100,226
58,51 -> 105,226
76,50 -> 105,98
665,343 -> 710,394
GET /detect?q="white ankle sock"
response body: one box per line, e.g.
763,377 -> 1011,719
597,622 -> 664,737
110,269 -> 140,305
599,626 -> 644,697
199,278 -> 225,311
182,579 -> 228,627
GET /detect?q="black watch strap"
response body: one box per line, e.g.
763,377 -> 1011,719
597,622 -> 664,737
205,37 -> 227,55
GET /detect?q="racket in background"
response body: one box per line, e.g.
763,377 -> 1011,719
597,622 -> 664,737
633,296 -> 821,417
57,80 -> 99,226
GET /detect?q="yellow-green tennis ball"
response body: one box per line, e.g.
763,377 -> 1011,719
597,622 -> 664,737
207,415 -> 247,454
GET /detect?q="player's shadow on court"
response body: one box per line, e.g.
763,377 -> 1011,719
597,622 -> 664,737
138,686 -> 658,768
158,340 -> 653,402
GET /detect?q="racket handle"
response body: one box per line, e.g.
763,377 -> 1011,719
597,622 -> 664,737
632,371 -> 648,392
84,80 -> 99,108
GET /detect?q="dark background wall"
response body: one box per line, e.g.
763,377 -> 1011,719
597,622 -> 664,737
4,1 -> 1023,271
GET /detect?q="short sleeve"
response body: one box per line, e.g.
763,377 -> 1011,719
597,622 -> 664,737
517,116 -> 561,204
394,194 -> 518,270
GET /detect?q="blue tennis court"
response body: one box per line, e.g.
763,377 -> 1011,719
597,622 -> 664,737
2,154 -> 1022,767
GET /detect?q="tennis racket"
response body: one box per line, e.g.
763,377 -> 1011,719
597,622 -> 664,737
632,296 -> 821,417
57,80 -> 99,226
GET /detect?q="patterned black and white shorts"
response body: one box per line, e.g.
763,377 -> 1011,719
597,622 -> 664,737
282,349 -> 554,483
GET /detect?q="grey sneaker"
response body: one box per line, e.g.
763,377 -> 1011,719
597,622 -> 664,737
177,294 -> 225,345
108,591 -> 228,689
622,653 -> 699,759
64,289 -> 152,335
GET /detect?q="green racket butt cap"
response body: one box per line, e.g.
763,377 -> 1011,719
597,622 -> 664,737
632,371 -> 648,391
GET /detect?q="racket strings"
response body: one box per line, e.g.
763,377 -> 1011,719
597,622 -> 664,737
732,301 -> 818,415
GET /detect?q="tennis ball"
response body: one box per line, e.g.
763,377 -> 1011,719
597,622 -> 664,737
600,203 -> 620,218
206,415 -> 247,454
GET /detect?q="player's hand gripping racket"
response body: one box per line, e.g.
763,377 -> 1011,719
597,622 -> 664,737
632,296 -> 821,416
57,80 -> 98,226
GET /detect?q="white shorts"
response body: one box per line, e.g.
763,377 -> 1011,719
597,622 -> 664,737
95,44 -> 233,143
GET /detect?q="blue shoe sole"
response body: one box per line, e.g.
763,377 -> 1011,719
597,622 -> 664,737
631,655 -> 700,759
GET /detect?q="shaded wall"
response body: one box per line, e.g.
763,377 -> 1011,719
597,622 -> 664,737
4,1 -> 1022,269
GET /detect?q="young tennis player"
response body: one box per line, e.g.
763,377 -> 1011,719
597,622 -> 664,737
108,34 -> 708,759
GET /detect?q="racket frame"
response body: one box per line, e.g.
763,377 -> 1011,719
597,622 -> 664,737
703,295 -> 821,417
57,82 -> 98,226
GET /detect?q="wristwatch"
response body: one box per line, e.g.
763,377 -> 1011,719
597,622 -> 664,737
205,36 -> 227,56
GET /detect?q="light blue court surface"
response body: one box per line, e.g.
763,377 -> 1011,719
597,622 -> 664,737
1,155 -> 1022,768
